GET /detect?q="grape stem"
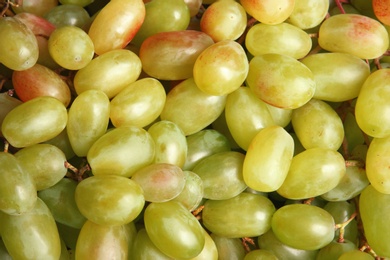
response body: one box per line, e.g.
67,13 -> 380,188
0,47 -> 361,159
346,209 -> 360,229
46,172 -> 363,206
334,211 -> 357,243
64,161 -> 90,182
241,237 -> 256,252
192,205 -> 204,220
3,139 -> 9,153
345,159 -> 365,168
334,0 -> 350,14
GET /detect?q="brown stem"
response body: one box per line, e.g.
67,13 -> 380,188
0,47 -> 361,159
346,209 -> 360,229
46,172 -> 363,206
192,205 -> 204,220
242,237 -> 255,252
303,197 -> 315,205
345,159 -> 365,168
3,139 -> 9,153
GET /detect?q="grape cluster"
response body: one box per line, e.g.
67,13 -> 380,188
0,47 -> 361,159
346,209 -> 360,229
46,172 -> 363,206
1,0 -> 390,259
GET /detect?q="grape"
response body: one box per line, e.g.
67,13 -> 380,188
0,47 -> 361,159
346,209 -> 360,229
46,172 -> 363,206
75,174 -> 145,226
0,198 -> 61,260
0,93 -> 22,137
318,14 -> 389,59
131,163 -> 186,202
144,201 -> 205,259
373,0 -> 390,25
44,4 -> 90,28
0,17 -> 39,71
160,77 -> 227,136
245,22 -> 312,59
202,192 -> 275,238
44,128 -> 76,160
271,204 -> 335,250
350,0 -> 376,18
131,228 -> 172,259
14,12 -> 56,37
287,0 -> 329,29
316,239 -> 357,260
244,249 -> 278,260
172,170 -> 203,211
56,222 -> 80,250
139,30 -> 214,80
12,63 -> 71,106
184,0 -> 202,17
0,239 -> 12,260
190,229 -> 218,260
192,151 -> 247,200
200,0 -> 247,42
210,233 -> 246,260
73,49 -> 142,99
48,25 -> 94,70
1,96 -> 68,148
110,78 -> 166,128
60,0 -> 94,7
12,0 -> 58,17
67,89 -> 110,157
240,0 -> 295,25
246,53 -> 316,109
243,125 -> 294,192
265,103 -> 292,128
88,0 -> 145,55
193,40 -> 249,96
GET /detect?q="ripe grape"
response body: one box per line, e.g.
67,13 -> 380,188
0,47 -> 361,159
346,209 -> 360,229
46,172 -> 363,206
240,0 -> 295,25
44,4 -> 90,28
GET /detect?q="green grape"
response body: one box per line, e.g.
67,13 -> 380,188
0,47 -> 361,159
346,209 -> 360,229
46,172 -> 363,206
12,0 -> 58,17
74,49 -> 142,99
0,198 -> 61,260
67,89 -> 110,157
329,3 -> 361,15
246,53 -> 316,109
75,175 -> 145,226
316,239 -> 357,260
258,229 -> 319,260
211,109 -> 241,150
60,0 -> 94,7
87,126 -> 155,177
202,192 -> 275,238
240,0 -> 295,25
0,93 -> 22,137
44,128 -> 76,160
75,220 -> 132,259
287,0 -> 329,29
318,14 -> 389,59
291,99 -> 345,150
0,17 -> 39,71
338,250 -> 375,260
200,0 -> 247,42
12,63 -> 71,106
48,25 -> 94,70
144,201 -> 205,259
277,148 -> 346,200
355,69 -> 390,138
192,151 -> 246,200
193,40 -> 249,96
147,120 -> 188,167
265,103 -> 292,128
342,111 -> 365,154
244,249 -> 278,260
131,0 -> 190,46
56,222 -> 80,250
15,143 -> 67,191
0,152 -> 37,215
350,0 -> 376,17
271,204 -> 335,250
45,4 -> 90,28
160,77 -> 227,136
245,22 -> 312,59
0,238 -> 12,260
300,52 -> 370,102
110,78 -> 166,128
225,87 -> 275,151
131,228 -> 172,259
243,125 -> 294,192
131,163 -> 186,202
172,170 -> 204,211
88,0 -> 145,55
139,30 -> 214,80
59,238 -> 71,260
210,233 -> 246,260
38,178 -> 87,229
2,96 -> 67,148
190,229 -> 218,260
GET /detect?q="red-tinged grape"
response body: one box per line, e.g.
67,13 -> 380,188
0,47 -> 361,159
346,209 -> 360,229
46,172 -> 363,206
73,49 -> 142,99
240,0 -> 295,25
0,93 -> 22,137
14,12 -> 56,37
287,0 -> 329,29
193,40 -> 248,96
44,4 -> 90,28
87,126 -> 155,177
12,63 -> 71,106
75,175 -> 145,226
0,17 -> 39,71
1,96 -> 68,148
184,0 -> 202,17
67,89 -> 110,157
373,0 -> 390,25
144,201 -> 205,259
200,0 -> 247,42
318,14 -> 389,59
139,30 -> 214,80
88,0 -> 145,55
271,204 -> 335,250
12,0 -> 59,17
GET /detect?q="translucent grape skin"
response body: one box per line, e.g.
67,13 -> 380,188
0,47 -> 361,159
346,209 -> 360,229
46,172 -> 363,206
172,170 -> 204,211
131,228 -> 172,259
287,0 -> 329,29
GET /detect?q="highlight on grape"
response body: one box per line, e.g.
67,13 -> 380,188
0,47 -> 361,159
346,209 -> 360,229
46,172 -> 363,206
0,0 -> 390,259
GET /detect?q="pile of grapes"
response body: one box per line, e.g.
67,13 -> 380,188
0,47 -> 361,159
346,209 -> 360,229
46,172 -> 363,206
1,0 -> 390,259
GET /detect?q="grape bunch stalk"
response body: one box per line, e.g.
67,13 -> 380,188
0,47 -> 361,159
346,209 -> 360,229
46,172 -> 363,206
1,0 -> 390,259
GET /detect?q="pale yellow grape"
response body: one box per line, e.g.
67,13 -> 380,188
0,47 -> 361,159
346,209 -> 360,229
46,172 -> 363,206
210,234 -> 246,259
287,0 -> 329,29
172,171 -> 203,211
355,69 -> 390,138
291,99 -> 344,150
265,103 -> 292,128
301,52 -> 370,102
240,0 -> 295,25
67,90 -> 110,157
191,229 -> 218,260
366,136 -> 390,194
245,23 -> 312,59
246,53 -> 316,109
193,40 -> 249,96
200,0 -> 247,42
318,14 -> 389,59
110,78 -> 166,128
243,126 -> 294,192
160,78 -> 227,135
73,49 -> 142,99
0,93 -> 22,137
277,148 -> 346,200
225,87 -> 275,151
